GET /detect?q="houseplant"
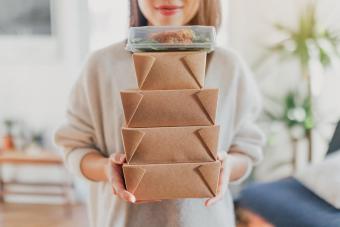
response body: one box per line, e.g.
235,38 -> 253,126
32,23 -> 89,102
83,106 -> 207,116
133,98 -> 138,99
2,119 -> 16,151
261,3 -> 340,162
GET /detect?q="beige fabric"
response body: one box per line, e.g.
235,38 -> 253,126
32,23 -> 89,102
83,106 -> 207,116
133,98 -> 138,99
54,42 -> 265,227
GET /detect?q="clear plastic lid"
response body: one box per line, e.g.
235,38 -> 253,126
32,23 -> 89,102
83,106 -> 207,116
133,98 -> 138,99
126,26 -> 216,53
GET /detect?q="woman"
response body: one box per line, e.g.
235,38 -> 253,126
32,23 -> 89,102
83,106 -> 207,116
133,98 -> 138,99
55,0 -> 265,226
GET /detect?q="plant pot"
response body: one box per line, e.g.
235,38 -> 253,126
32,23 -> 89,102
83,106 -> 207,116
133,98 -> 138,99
2,134 -> 15,151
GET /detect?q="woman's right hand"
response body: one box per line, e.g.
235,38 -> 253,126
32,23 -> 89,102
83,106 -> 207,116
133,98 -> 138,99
106,153 -> 136,203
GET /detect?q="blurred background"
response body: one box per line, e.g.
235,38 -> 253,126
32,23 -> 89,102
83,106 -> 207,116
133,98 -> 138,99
0,0 -> 339,227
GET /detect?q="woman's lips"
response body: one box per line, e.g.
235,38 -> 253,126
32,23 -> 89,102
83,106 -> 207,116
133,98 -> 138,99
155,5 -> 183,16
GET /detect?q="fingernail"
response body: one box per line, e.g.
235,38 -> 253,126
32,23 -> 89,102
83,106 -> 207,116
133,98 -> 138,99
131,196 -> 136,203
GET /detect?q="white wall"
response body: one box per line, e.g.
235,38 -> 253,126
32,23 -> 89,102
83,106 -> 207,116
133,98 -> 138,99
0,0 -> 90,203
0,0 -> 89,145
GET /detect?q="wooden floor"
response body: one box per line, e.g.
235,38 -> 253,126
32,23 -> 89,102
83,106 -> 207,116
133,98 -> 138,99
0,203 -> 89,227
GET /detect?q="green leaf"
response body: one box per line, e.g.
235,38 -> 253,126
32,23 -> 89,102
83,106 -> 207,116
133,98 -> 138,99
318,45 -> 332,67
257,2 -> 340,78
274,23 -> 295,35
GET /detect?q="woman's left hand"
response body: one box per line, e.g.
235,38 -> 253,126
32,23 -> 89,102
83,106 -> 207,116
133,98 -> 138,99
204,152 -> 231,207
204,149 -> 252,207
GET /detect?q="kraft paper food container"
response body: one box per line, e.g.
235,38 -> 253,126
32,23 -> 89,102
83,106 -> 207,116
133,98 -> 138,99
123,161 -> 221,201
120,89 -> 219,128
132,51 -> 206,90
121,125 -> 220,164
126,26 -> 216,53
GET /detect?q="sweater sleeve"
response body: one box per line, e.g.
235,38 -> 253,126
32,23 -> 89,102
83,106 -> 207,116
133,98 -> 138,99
54,55 -> 100,182
229,54 -> 266,184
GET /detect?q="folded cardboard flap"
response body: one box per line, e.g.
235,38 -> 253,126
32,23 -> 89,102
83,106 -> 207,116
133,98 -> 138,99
122,126 -> 220,164
120,89 -> 219,128
123,161 -> 221,200
133,51 -> 207,90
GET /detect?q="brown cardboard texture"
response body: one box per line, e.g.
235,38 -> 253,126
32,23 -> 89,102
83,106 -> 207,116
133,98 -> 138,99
123,161 -> 221,200
120,89 -> 218,128
133,51 -> 207,90
122,125 -> 220,164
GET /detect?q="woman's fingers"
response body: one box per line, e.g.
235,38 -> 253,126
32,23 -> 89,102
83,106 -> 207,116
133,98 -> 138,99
111,170 -> 136,203
134,200 -> 162,204
116,188 -> 136,203
204,168 -> 225,207
204,151 -> 230,207
108,153 -> 125,190
205,192 -> 223,207
111,178 -> 136,203
107,153 -> 136,203
111,163 -> 135,202
110,153 -> 126,164
111,164 -> 124,185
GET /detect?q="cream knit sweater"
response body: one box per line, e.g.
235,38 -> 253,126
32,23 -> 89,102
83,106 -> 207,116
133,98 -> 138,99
54,41 -> 265,227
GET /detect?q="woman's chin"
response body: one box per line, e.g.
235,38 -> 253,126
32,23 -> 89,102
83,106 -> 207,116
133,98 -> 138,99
152,17 -> 185,26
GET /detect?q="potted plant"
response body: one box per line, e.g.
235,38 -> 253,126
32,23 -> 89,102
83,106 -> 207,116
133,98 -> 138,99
259,3 -> 340,162
25,131 -> 45,155
263,91 -> 315,170
2,119 -> 16,151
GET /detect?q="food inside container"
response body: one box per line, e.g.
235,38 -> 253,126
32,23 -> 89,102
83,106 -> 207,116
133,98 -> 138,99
126,26 -> 216,52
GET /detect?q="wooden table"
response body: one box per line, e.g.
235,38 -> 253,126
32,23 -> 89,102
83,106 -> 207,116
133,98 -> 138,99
0,151 -> 63,165
0,151 -> 74,214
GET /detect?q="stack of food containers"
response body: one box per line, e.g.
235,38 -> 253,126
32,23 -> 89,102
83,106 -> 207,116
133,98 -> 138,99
121,26 -> 221,201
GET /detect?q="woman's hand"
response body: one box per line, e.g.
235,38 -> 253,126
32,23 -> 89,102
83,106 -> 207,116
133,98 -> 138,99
106,153 -> 161,204
81,152 -> 159,203
204,149 -> 252,207
204,152 -> 231,207
106,153 -> 136,203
